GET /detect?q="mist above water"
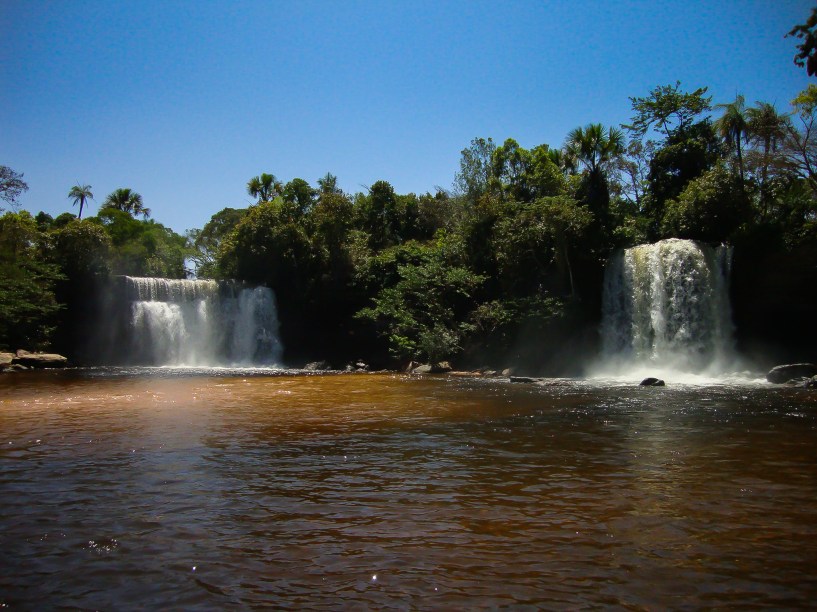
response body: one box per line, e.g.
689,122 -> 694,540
125,277 -> 282,367
590,239 -> 756,383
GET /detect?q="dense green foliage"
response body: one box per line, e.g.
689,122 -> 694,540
0,212 -> 63,350
3,19 -> 817,366
0,190 -> 189,354
198,79 -> 814,368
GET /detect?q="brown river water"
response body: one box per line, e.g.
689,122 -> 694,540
1,370 -> 816,609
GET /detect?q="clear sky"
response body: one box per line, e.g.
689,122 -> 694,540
1,0 -> 813,234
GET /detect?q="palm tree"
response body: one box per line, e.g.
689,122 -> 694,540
746,101 -> 790,156
546,148 -> 577,176
247,173 -> 280,203
564,123 -> 625,219
103,188 -> 151,219
714,95 -> 748,181
746,101 -> 791,215
68,184 -> 93,219
317,172 -> 342,195
563,123 -> 625,177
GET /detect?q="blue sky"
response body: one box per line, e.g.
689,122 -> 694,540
1,0 -> 813,234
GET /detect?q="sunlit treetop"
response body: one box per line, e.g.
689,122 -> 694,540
624,81 -> 712,141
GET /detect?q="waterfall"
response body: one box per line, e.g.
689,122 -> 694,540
124,277 -> 282,366
600,239 -> 734,374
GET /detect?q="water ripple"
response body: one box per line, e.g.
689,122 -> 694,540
1,372 -> 816,608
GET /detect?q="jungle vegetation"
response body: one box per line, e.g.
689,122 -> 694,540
2,29 -> 816,366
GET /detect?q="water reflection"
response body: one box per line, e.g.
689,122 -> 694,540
1,372 -> 815,608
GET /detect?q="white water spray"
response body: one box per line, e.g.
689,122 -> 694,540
594,239 -> 741,381
125,277 -> 282,366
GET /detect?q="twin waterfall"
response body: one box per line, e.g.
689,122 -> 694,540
601,239 -> 734,374
119,239 -> 731,373
123,277 -> 282,366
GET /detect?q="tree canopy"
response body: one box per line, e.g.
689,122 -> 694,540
3,67 -> 816,368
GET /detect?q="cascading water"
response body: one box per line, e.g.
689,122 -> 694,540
124,277 -> 282,366
599,238 -> 735,376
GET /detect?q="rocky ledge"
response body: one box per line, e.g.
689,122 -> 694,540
766,363 -> 817,384
1,350 -> 69,372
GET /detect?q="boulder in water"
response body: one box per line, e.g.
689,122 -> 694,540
411,362 -> 452,374
304,361 -> 332,371
12,351 -> 68,369
344,360 -> 369,372
766,363 -> 817,384
510,376 -> 540,383
805,376 -> 817,389
640,377 -> 666,386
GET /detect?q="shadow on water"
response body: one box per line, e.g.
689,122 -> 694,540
1,371 -> 816,608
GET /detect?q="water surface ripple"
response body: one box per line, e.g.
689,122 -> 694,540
1,372 -> 816,609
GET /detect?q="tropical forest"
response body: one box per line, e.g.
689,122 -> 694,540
2,69 -> 817,372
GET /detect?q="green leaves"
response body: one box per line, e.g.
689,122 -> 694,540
625,81 -> 712,141
247,173 -> 281,203
102,188 -> 150,219
68,184 -> 93,219
0,211 -> 63,350
564,124 -> 625,176
660,163 -> 750,242
93,208 -> 188,277
356,242 -> 485,362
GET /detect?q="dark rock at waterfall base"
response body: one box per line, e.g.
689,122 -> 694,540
409,362 -> 453,374
510,376 -> 540,383
304,360 -> 332,371
640,377 -> 666,386
805,376 -> 817,389
344,360 -> 370,372
766,363 -> 817,384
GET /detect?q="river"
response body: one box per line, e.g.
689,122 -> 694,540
1,370 -> 816,608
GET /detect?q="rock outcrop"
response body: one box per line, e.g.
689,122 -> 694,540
304,360 -> 332,371
409,362 -> 453,374
766,363 -> 817,384
0,350 -> 68,371
639,377 -> 666,386
344,360 -> 369,372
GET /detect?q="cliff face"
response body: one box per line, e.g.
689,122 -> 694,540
731,242 -> 817,364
